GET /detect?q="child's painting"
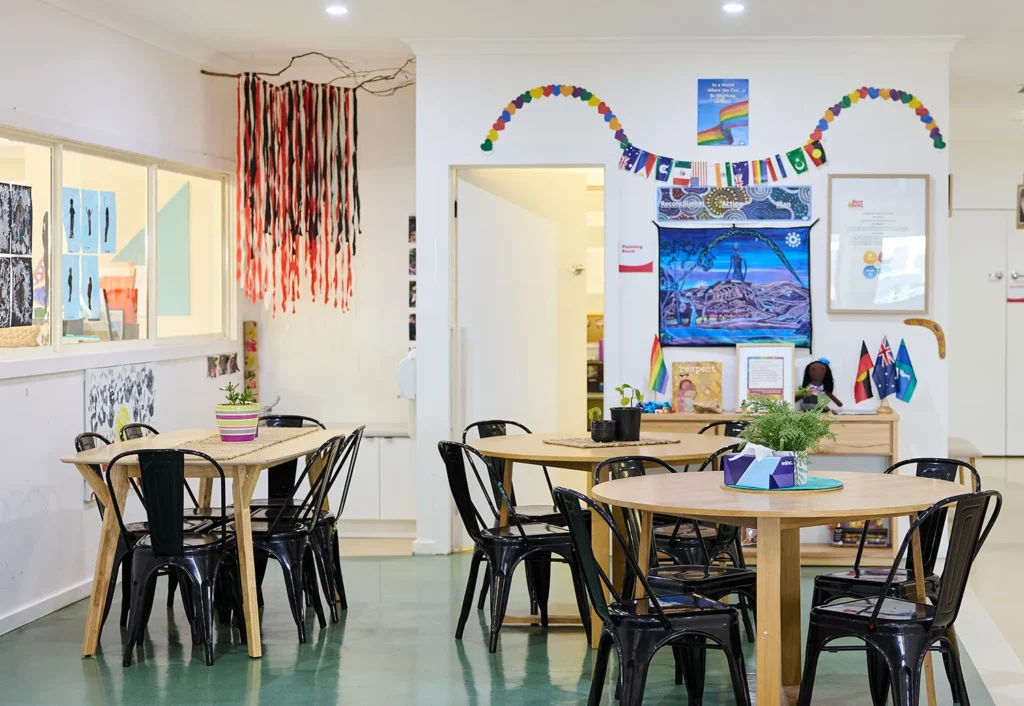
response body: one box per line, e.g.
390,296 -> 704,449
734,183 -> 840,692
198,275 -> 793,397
671,361 -> 723,412
659,225 -> 811,347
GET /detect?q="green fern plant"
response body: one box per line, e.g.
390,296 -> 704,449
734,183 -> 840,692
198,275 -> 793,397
738,395 -> 836,466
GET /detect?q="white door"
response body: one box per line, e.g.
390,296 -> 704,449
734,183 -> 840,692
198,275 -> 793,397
949,210 -> 1009,455
1005,212 -> 1024,454
454,169 -> 592,547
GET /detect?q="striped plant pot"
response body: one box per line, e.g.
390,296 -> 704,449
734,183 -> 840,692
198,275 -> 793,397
214,403 -> 260,442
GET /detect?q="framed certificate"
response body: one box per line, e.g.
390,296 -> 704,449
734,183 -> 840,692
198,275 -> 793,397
736,343 -> 795,408
828,175 -> 929,313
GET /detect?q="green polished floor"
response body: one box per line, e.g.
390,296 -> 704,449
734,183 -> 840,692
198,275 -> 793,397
0,554 -> 993,705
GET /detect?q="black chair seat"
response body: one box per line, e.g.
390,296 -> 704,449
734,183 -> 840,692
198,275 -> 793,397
649,564 -> 757,594
815,567 -> 940,601
654,523 -> 719,539
126,519 -> 210,535
138,533 -> 228,551
480,523 -> 570,542
228,519 -> 310,537
513,504 -> 563,522
815,597 -> 934,624
609,593 -> 735,623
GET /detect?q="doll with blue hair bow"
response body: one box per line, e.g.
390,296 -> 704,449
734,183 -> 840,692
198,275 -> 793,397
796,357 -> 843,410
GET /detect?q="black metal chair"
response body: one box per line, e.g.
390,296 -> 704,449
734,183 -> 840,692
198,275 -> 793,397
798,489 -> 1001,706
104,449 -> 246,666
252,415 -> 327,506
252,427 -> 365,623
552,487 -> 750,706
697,420 -> 748,438
231,435 -> 344,643
813,459 -> 983,608
596,455 -> 757,644
440,441 -> 591,653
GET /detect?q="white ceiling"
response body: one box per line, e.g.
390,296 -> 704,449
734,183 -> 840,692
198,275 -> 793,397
41,0 -> 1024,133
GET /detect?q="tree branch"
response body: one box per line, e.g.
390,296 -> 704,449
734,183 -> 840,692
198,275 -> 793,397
201,52 -> 415,96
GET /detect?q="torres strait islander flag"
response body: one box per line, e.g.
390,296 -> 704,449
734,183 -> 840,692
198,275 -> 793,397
854,341 -> 874,403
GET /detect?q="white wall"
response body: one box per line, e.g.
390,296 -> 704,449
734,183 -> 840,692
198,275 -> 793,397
0,0 -> 237,633
238,85 -> 416,427
414,38 -> 953,554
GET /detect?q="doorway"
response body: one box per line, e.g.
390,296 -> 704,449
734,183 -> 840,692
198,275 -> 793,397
451,166 -> 604,548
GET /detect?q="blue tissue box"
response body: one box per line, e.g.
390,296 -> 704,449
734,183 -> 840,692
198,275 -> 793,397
723,453 -> 795,489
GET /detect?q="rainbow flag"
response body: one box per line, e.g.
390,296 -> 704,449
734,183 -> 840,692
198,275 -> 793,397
649,335 -> 668,395
697,100 -> 750,146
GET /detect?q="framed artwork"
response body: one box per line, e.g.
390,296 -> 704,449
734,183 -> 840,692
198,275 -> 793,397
828,174 -> 929,313
1017,184 -> 1024,230
658,224 -> 811,347
736,343 -> 795,408
671,361 -> 723,412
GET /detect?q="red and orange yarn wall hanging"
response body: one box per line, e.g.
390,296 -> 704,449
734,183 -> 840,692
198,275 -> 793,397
237,74 -> 361,314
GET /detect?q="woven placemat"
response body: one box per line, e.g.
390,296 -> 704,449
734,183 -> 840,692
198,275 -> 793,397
542,435 -> 679,449
176,426 -> 319,462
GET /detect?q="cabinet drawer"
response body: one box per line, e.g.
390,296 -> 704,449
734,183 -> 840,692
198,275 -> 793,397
817,423 -> 891,455
641,421 -> 707,434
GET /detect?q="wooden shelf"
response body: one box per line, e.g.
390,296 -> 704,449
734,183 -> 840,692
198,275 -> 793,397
743,542 -> 894,567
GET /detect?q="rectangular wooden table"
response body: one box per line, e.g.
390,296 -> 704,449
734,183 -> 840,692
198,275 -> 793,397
61,427 -> 345,659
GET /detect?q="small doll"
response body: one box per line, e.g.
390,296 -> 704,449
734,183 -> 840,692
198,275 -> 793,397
797,357 -> 843,409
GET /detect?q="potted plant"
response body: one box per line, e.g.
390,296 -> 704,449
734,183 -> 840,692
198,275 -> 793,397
738,395 -> 836,485
610,384 -> 644,442
589,406 -> 616,443
215,382 -> 260,443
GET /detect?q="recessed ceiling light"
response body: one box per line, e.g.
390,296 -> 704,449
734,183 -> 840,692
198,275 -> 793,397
326,4 -> 348,16
723,2 -> 745,14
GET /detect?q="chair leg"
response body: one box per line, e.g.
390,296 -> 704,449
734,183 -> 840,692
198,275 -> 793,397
200,578 -> 216,666
528,552 -> 552,628
477,566 -> 490,610
485,550 -> 515,653
310,529 -> 339,623
738,594 -> 755,643
524,559 -> 539,616
456,550 -> 484,640
304,547 -> 327,630
271,546 -> 307,644
867,646 -> 892,706
797,623 -> 825,706
255,552 -> 268,608
166,571 -> 178,608
944,643 -> 971,706
566,555 -> 593,646
122,563 -> 158,667
678,635 -> 708,706
589,632 -> 613,706
331,527 -> 348,611
618,631 -> 658,706
120,556 -> 132,627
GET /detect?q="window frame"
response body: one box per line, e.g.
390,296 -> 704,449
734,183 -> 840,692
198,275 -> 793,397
0,125 -> 234,379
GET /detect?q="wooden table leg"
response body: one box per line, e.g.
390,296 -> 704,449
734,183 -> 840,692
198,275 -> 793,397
781,527 -> 803,703
756,517 -> 786,706
634,511 -> 654,601
499,458 -> 513,526
197,478 -> 213,512
78,463 -> 129,657
587,464 -> 608,647
232,465 -> 263,658
910,512 -> 938,706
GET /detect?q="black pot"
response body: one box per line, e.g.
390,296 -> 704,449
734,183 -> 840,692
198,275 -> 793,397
610,407 -> 642,441
591,419 -> 617,443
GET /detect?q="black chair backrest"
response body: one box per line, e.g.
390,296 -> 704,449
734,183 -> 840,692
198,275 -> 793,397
105,449 -> 228,557
872,490 -> 1000,630
695,443 -> 744,473
120,423 -> 160,442
594,456 -> 714,573
552,487 -> 673,630
698,420 -> 748,438
330,427 -> 365,519
882,458 -> 982,577
439,441 -> 526,543
76,433 -> 111,515
463,419 -> 555,503
265,435 -> 345,537
259,415 -> 327,500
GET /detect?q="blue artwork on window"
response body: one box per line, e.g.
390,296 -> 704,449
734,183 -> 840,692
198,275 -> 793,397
80,190 -> 99,254
62,188 -> 81,253
100,191 -> 117,253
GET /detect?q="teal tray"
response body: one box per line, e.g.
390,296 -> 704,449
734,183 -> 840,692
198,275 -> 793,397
723,476 -> 844,493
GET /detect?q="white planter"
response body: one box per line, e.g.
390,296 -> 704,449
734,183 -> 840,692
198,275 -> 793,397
794,454 -> 809,486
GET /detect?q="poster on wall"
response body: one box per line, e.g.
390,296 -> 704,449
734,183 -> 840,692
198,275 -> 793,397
11,257 -> 33,327
243,320 -> 259,394
80,255 -> 101,320
0,184 -> 10,253
408,215 -> 416,243
671,361 -> 723,412
100,191 -> 117,253
658,224 -> 811,347
62,188 -> 81,253
656,186 -> 811,223
62,254 -> 81,320
619,242 -> 654,273
85,364 -> 156,440
697,79 -> 749,146
9,185 -> 32,256
828,175 -> 928,313
0,257 -> 11,328
80,190 -> 100,254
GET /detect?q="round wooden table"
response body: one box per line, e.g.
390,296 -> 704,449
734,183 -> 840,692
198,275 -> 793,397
470,432 -> 734,644
591,470 -> 959,706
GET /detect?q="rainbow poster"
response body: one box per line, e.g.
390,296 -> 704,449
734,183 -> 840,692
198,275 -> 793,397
697,79 -> 749,146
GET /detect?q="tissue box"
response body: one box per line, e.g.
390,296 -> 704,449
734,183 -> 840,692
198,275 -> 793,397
723,452 -> 795,489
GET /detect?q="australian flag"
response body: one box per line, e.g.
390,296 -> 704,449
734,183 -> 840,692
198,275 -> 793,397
619,145 -> 641,171
872,336 -> 898,399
